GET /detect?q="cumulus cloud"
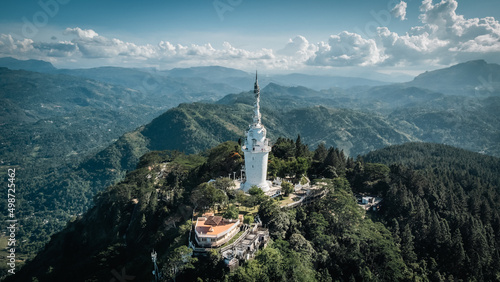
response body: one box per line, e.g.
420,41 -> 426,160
308,32 -> 386,66
33,41 -> 77,57
392,1 -> 408,21
58,27 -> 276,67
63,27 -> 156,59
307,0 -> 500,67
278,36 -> 317,59
275,36 -> 318,69
0,34 -> 34,54
0,0 -> 499,72
64,27 -> 98,39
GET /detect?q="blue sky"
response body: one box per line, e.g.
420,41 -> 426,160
1,0 -> 500,80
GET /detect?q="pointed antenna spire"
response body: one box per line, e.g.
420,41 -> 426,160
253,71 -> 261,125
254,70 -> 260,94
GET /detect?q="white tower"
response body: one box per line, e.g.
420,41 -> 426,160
242,72 -> 271,192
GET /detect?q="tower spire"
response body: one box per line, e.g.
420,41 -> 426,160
253,71 -> 261,125
254,71 -> 259,94
242,71 -> 271,192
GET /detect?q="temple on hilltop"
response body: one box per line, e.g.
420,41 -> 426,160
241,72 -> 271,192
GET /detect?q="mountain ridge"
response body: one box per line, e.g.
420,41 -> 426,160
405,59 -> 500,96
0,57 -> 56,72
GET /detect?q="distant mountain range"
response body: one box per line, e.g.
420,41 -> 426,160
0,67 -> 159,169
0,57 -> 56,72
0,57 -> 390,91
405,60 -> 500,96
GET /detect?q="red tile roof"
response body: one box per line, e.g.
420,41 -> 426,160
205,216 -> 223,226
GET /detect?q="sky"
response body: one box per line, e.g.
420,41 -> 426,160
0,0 -> 500,80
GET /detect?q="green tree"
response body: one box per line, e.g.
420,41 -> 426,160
281,181 -> 294,197
268,156 -> 285,179
272,137 -> 296,159
190,182 -> 228,211
295,134 -> 309,159
293,157 -> 310,178
244,214 -> 254,224
258,198 -> 280,223
224,204 -> 239,219
400,224 -> 417,263
212,177 -> 235,193
289,233 -> 315,259
163,246 -> 198,282
313,142 -> 328,163
248,186 -> 267,206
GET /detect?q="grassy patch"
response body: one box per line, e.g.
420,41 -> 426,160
278,196 -> 295,206
220,230 -> 245,249
240,206 -> 258,214
172,154 -> 206,170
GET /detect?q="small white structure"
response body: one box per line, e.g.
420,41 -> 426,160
362,197 -> 374,204
241,73 -> 271,192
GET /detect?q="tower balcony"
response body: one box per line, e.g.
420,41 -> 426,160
242,139 -> 271,153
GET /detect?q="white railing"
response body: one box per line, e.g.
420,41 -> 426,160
220,226 -> 251,253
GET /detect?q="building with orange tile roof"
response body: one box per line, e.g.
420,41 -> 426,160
194,215 -> 240,248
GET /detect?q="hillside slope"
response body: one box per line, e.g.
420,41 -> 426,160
405,60 -> 500,96
0,68 -> 159,169
359,143 -> 500,280
7,142 -> 500,281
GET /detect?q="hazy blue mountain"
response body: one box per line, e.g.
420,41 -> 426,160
352,84 -> 446,112
389,96 -> 500,156
271,73 -> 388,90
0,56 -> 56,72
0,68 -> 162,168
218,82 -> 446,113
57,66 -> 241,102
217,82 -> 347,111
405,60 -> 500,96
163,66 -> 390,91
164,65 -> 249,79
0,57 -> 400,93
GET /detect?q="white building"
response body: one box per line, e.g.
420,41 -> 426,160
194,215 -> 241,248
241,73 -> 271,192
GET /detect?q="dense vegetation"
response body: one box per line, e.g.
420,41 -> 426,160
362,143 -> 500,280
4,142 -> 242,281
6,140 -> 500,281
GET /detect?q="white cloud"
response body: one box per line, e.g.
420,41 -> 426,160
63,27 -> 157,59
0,1 -> 499,73
278,36 -> 317,60
392,1 -> 408,21
306,0 -> 500,67
274,36 -> 318,70
308,31 -> 386,67
0,34 -> 34,54
64,27 -> 98,39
